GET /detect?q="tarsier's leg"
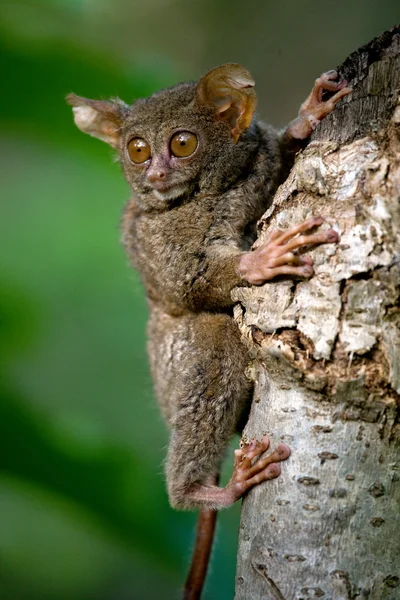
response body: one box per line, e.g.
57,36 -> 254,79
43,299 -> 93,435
239,216 -> 339,285
286,70 -> 352,141
164,312 -> 290,510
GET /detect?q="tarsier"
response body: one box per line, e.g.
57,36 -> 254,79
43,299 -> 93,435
68,64 -> 350,599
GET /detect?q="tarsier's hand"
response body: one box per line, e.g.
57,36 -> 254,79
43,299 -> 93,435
288,70 -> 352,140
238,216 -> 339,285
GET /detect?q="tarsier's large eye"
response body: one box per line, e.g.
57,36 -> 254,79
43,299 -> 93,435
170,131 -> 198,158
127,137 -> 151,164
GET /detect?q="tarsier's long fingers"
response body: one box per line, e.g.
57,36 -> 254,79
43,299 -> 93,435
283,229 -> 338,253
231,436 -> 290,499
315,78 -> 346,95
326,87 -> 352,107
245,444 -> 291,480
269,252 -> 312,268
323,69 -> 342,80
274,216 -> 323,245
263,228 -> 284,244
238,216 -> 339,284
287,70 -> 352,140
304,70 -> 348,106
230,436 -> 291,499
237,436 -> 270,470
259,264 -> 314,280
272,217 -> 339,255
309,87 -> 352,122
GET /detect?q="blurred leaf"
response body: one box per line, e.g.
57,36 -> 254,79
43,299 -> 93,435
0,380 -> 181,571
0,281 -> 37,362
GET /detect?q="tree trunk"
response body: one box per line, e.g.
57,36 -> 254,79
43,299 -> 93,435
233,27 -> 400,600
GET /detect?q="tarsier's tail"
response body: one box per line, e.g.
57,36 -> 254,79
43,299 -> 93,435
183,473 -> 220,600
183,506 -> 218,600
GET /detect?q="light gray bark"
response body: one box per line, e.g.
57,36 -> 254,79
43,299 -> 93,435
233,27 -> 400,600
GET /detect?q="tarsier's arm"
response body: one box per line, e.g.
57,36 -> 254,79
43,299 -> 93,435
130,211 -> 339,313
180,216 -> 338,311
279,70 -> 351,166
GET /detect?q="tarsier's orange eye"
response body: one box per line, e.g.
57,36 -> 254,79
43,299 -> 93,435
170,131 -> 198,158
127,138 -> 151,164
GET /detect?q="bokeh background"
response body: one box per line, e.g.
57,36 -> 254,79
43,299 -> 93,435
1,2 -> 398,599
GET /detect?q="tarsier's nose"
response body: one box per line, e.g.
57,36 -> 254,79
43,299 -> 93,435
147,167 -> 167,183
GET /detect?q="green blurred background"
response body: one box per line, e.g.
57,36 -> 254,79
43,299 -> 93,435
0,2 -> 398,599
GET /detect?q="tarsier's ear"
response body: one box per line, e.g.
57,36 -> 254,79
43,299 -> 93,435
66,94 -> 128,148
196,63 -> 257,143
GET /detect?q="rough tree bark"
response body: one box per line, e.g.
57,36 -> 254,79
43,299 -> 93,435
233,27 -> 400,600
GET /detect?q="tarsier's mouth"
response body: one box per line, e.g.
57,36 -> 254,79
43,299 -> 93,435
152,183 -> 189,201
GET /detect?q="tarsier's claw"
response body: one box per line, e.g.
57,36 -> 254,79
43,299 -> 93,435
319,70 -> 348,92
326,229 -> 340,242
274,443 -> 292,459
301,265 -> 314,277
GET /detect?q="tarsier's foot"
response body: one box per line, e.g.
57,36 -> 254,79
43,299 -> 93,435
226,436 -> 291,503
181,436 -> 290,509
239,216 -> 339,285
289,70 -> 352,140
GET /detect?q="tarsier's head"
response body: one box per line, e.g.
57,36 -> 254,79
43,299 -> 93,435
67,64 -> 258,209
